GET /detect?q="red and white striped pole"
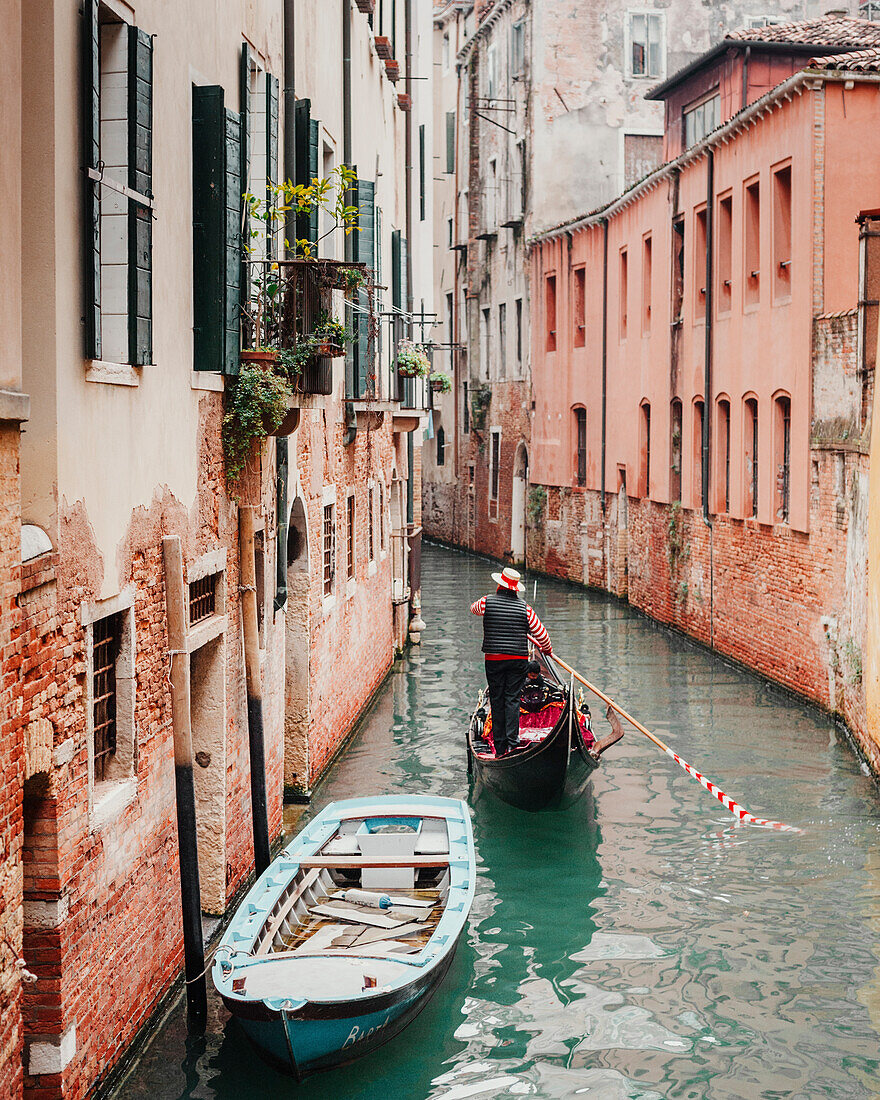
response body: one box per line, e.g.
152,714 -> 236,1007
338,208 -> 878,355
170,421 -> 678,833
553,655 -> 801,833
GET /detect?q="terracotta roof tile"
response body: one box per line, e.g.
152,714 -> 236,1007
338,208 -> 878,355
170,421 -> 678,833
725,15 -> 880,48
808,44 -> 880,70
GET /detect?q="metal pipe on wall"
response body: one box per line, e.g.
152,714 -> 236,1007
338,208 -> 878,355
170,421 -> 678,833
600,218 -> 609,517
702,149 -> 715,648
162,536 -> 207,1026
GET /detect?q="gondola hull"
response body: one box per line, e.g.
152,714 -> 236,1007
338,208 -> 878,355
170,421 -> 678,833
468,695 -> 598,812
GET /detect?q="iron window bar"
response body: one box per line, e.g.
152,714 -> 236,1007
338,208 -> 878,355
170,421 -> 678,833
93,613 -> 121,783
189,574 -> 218,625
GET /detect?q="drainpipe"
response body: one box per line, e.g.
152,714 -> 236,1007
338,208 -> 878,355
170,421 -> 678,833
162,536 -> 207,1026
342,0 -> 357,446
276,2 -> 296,613
600,217 -> 609,518
742,46 -> 751,111
702,149 -> 715,648
404,0 -> 414,323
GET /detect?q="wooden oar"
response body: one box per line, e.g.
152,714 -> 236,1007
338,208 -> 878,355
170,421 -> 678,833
551,654 -> 801,833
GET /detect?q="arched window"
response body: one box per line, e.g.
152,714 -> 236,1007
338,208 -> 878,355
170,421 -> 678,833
774,393 -> 791,522
573,407 -> 586,486
670,398 -> 682,504
639,401 -> 651,498
715,396 -> 730,514
692,398 -> 704,509
744,397 -> 758,518
436,426 -> 446,467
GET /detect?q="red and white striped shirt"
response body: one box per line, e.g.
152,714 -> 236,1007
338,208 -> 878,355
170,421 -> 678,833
470,595 -> 552,656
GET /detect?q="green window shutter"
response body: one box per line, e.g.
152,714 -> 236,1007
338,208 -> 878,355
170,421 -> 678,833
355,179 -> 375,397
391,229 -> 402,311
446,111 -> 455,174
266,73 -> 279,259
82,0 -> 101,358
224,107 -> 243,375
192,86 -> 241,374
401,236 -> 409,315
127,26 -> 153,366
419,124 -> 426,222
240,43 -> 250,196
294,99 -> 319,249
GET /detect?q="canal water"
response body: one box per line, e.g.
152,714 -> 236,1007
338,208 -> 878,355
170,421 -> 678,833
116,543 -> 880,1099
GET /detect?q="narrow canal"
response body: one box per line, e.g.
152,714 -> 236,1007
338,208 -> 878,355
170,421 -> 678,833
116,543 -> 880,1099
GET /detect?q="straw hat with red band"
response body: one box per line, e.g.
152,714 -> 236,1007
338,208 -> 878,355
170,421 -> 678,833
491,566 -> 525,593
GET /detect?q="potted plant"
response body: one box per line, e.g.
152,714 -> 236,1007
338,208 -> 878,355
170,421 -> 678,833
429,370 -> 453,394
222,362 -> 292,483
396,340 -> 430,378
311,311 -> 350,358
339,266 -> 367,299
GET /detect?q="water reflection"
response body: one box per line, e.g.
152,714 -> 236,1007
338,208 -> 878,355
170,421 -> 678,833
114,544 -> 880,1100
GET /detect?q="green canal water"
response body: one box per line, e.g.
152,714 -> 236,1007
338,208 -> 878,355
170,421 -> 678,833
116,543 -> 880,1099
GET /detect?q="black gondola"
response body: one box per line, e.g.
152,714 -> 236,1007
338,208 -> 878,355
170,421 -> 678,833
467,652 -> 600,812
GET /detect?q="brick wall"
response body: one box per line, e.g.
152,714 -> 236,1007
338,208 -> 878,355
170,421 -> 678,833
525,443 -> 876,771
0,424 -> 24,1099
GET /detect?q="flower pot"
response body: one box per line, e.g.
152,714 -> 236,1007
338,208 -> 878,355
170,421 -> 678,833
239,349 -> 279,367
374,35 -> 393,60
430,380 -> 449,394
384,59 -> 401,82
315,340 -> 344,358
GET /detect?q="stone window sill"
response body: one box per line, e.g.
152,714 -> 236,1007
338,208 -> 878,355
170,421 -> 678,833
191,372 -> 225,392
90,777 -> 137,831
85,360 -> 153,386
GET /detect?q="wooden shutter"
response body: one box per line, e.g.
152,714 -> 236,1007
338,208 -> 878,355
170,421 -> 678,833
82,0 -> 101,358
446,111 -> 455,174
192,87 -> 241,374
400,236 -> 409,315
294,99 -> 319,248
224,108 -> 243,374
391,229 -> 402,310
266,73 -> 279,259
419,124 -> 425,222
354,178 -> 375,397
128,26 -> 153,366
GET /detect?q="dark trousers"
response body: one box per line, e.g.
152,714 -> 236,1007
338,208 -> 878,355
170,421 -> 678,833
485,658 -> 527,756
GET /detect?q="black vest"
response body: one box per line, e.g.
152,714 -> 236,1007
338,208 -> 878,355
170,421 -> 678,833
482,591 -> 529,656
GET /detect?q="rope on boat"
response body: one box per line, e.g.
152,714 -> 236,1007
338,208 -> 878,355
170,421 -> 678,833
551,655 -> 801,834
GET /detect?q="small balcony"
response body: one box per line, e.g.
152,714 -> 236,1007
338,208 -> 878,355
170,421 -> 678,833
241,257 -> 370,407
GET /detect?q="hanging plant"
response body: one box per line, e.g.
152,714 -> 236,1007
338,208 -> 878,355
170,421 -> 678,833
222,363 -> 292,484
429,370 -> 453,393
396,340 -> 430,378
339,266 -> 367,299
470,383 -> 492,429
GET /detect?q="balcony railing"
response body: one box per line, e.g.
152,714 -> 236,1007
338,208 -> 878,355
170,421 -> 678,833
241,258 -> 369,397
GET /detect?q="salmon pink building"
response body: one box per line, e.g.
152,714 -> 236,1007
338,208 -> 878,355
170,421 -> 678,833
528,16 -> 880,772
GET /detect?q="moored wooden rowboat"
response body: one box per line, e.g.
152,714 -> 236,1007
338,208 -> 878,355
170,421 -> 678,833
468,653 -> 600,812
212,796 -> 475,1077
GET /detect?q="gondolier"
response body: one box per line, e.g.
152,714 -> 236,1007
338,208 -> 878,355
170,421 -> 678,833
470,567 -> 553,757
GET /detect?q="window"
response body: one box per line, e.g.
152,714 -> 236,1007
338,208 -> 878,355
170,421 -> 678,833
772,164 -> 792,302
639,402 -> 651,497
629,12 -> 664,78
774,394 -> 791,523
512,20 -> 525,76
545,275 -> 557,352
861,1 -> 880,17
619,249 -> 628,341
437,426 -> 446,466
487,158 -> 497,229
368,487 -> 375,561
490,430 -> 501,501
323,504 -> 335,596
744,178 -> 760,307
443,31 -> 450,72
83,4 -> 154,366
858,214 -> 880,429
573,267 -> 586,347
694,206 -> 707,321
498,303 -> 507,377
481,307 -> 491,377
92,613 -> 122,783
672,216 -> 684,322
378,484 -> 387,551
670,399 -> 682,503
419,124 -> 426,222
693,399 -> 704,508
515,298 -> 523,366
447,217 -> 453,249
446,292 -> 454,341
486,43 -> 498,99
347,495 -> 356,579
716,398 -> 731,513
463,379 -> 470,433
717,193 -> 733,314
642,236 -> 652,336
189,574 -> 218,625
446,111 -> 455,174
574,408 -> 587,487
744,398 -> 759,518
684,93 -> 720,147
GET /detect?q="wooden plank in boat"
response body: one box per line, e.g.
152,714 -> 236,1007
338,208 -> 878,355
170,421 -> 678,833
308,903 -> 407,929
256,868 -> 322,956
353,922 -> 425,947
297,855 -> 450,869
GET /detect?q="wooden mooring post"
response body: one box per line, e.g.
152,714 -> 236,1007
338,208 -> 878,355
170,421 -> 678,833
162,535 -> 207,1026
